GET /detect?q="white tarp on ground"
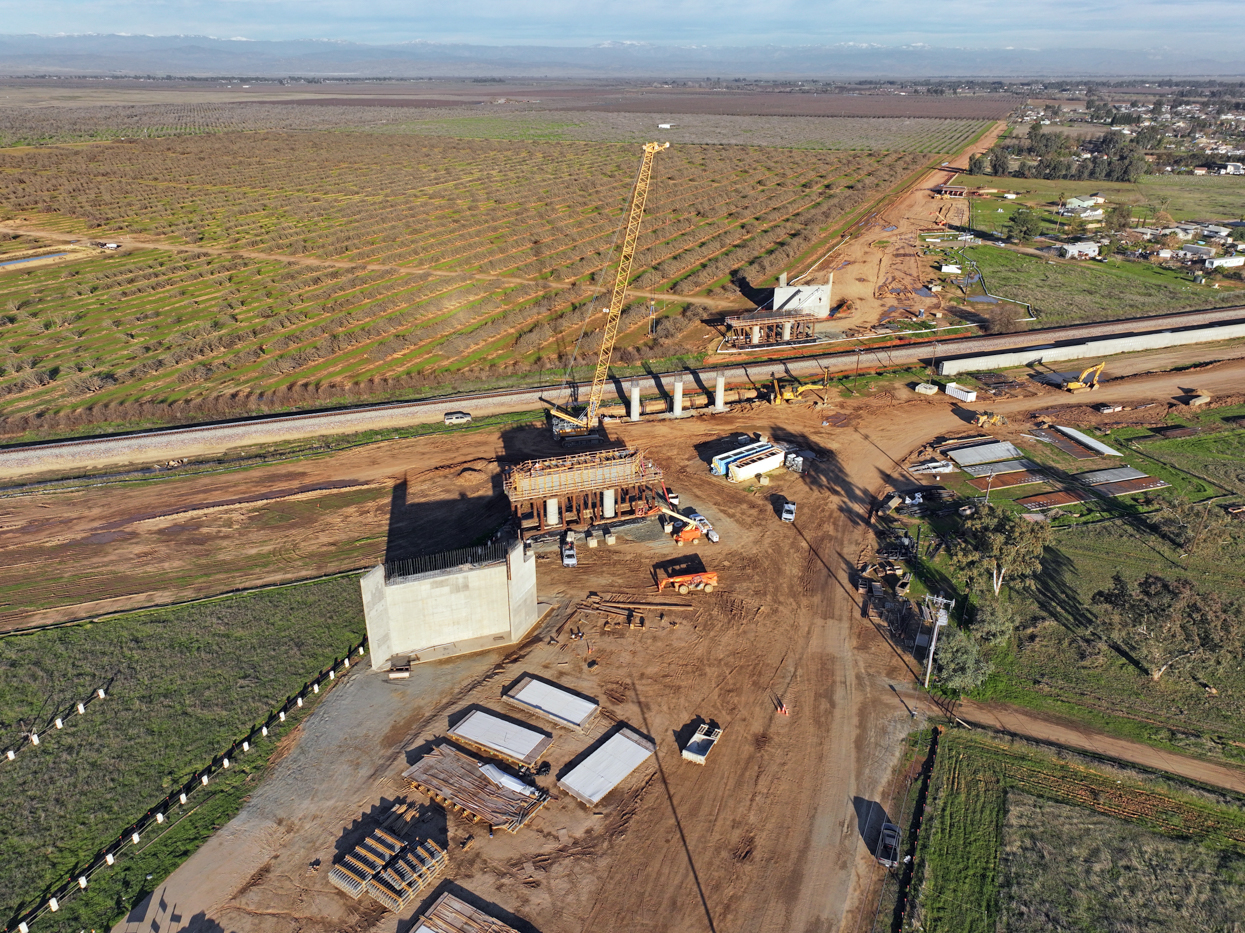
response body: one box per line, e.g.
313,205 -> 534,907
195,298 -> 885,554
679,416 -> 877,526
1056,426 -> 1122,457
946,442 -> 1024,466
505,676 -> 599,730
479,763 -> 540,797
448,709 -> 551,765
960,459 -> 1036,477
558,727 -> 655,805
1075,466 -> 1148,486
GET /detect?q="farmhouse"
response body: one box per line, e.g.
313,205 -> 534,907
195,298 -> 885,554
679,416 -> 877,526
1060,242 -> 1100,259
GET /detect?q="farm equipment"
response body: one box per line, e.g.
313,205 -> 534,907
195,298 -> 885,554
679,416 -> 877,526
1061,361 -> 1105,393
657,571 -> 719,595
972,411 -> 1008,427
547,141 -> 669,439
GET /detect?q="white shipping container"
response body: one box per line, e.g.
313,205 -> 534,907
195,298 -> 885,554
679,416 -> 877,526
943,382 -> 978,403
728,448 -> 786,483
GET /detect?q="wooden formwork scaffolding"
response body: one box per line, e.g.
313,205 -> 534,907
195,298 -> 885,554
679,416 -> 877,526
723,310 -> 820,348
502,448 -> 663,533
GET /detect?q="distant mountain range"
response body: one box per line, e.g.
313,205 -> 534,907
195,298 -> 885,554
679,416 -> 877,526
0,34 -> 1238,78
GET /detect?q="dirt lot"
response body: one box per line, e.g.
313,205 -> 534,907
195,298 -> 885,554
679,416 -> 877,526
108,401 -> 934,933
88,355 -> 1245,933
819,121 -> 1006,334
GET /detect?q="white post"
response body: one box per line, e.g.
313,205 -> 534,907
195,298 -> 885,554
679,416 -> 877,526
751,325 -> 761,345
714,371 -> 726,411
131,832 -> 141,845
105,853 -> 115,866
629,380 -> 641,421
603,489 -> 616,519
78,876 -> 88,889
48,898 -> 59,913
77,702 -> 85,715
782,321 -> 793,342
179,793 -> 187,805
29,733 -> 39,746
55,718 -> 63,730
155,812 -> 165,823
672,376 -> 684,416
546,497 -> 560,527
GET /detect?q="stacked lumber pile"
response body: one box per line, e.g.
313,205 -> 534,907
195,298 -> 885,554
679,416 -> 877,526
577,592 -> 694,628
402,743 -> 547,833
366,840 -> 448,912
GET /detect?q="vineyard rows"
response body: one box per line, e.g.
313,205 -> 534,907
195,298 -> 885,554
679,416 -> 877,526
0,133 -> 926,421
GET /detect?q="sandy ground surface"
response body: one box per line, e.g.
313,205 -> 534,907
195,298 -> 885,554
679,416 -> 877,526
111,401 -> 933,933
6,352 -> 1245,633
818,122 -> 1005,335
93,355 -> 1245,933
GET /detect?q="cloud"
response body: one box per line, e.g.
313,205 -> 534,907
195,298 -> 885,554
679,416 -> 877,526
0,0 -> 1238,55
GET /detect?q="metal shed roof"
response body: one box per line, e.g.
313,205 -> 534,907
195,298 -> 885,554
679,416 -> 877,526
503,675 -> 599,730
558,726 -> 655,806
947,442 -> 1024,466
447,709 -> 553,767
1075,467 -> 1148,486
1055,426 -> 1122,457
960,459 -> 1036,477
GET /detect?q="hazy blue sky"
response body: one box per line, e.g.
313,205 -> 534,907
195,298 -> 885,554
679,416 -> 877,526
5,0 -> 1241,54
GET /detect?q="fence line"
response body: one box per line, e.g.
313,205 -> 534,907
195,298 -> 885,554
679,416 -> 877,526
5,636 -> 368,933
2,683 -> 110,765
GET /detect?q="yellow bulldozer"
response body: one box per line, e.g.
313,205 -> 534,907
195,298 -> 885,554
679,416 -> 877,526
973,411 -> 1008,427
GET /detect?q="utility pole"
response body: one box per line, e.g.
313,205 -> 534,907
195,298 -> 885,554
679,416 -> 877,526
923,594 -> 955,690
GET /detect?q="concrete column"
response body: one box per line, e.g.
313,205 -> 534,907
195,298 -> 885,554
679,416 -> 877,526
672,375 -> 684,417
751,325 -> 761,345
629,380 -> 641,421
603,489 -> 616,519
782,321 -> 793,341
778,272 -> 787,287
714,371 -> 726,411
545,498 -> 560,527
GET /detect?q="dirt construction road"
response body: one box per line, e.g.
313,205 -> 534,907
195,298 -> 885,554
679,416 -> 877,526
109,401 -> 930,933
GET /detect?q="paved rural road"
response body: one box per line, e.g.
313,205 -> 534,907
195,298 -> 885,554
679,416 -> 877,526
2,303 -> 1243,479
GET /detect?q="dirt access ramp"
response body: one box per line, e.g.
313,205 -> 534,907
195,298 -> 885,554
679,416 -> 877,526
112,403 -> 938,933
824,120 -> 1007,335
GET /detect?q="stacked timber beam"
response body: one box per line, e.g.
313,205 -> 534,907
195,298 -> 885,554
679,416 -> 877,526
577,592 -> 694,629
327,809 -> 447,912
402,743 -> 547,833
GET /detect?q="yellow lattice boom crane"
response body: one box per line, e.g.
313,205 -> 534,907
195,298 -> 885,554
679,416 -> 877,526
549,141 -> 668,437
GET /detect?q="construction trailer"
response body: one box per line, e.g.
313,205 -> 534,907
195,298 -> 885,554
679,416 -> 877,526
502,674 -> 600,732
413,892 -> 526,933
727,446 -> 786,483
680,724 -> 723,764
558,725 -> 656,806
502,448 -> 663,533
402,743 -> 548,834
711,439 -> 772,475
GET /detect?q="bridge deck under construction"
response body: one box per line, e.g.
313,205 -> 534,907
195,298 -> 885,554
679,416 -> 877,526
503,448 -> 662,532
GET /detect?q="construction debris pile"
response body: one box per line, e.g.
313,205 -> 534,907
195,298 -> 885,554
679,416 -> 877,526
401,743 -> 549,834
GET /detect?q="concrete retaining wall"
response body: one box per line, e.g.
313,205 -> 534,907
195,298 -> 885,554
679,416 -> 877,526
937,321 -> 1245,376
363,539 -> 539,670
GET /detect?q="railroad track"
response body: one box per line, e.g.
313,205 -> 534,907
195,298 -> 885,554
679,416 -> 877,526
1,303 -> 1243,478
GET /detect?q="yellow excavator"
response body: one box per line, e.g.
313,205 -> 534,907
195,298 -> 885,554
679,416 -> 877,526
772,371 -> 831,405
1061,361 -> 1105,393
548,141 -> 669,438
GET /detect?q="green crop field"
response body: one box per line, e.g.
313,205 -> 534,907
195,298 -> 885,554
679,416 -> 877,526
0,576 -> 366,929
952,244 -> 1244,326
952,172 -> 1245,221
907,730 -> 1245,933
0,132 -> 927,431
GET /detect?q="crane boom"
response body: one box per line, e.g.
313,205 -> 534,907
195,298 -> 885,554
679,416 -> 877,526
553,141 -> 668,431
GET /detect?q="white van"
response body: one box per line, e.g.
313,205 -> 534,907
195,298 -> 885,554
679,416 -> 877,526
443,411 -> 472,426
